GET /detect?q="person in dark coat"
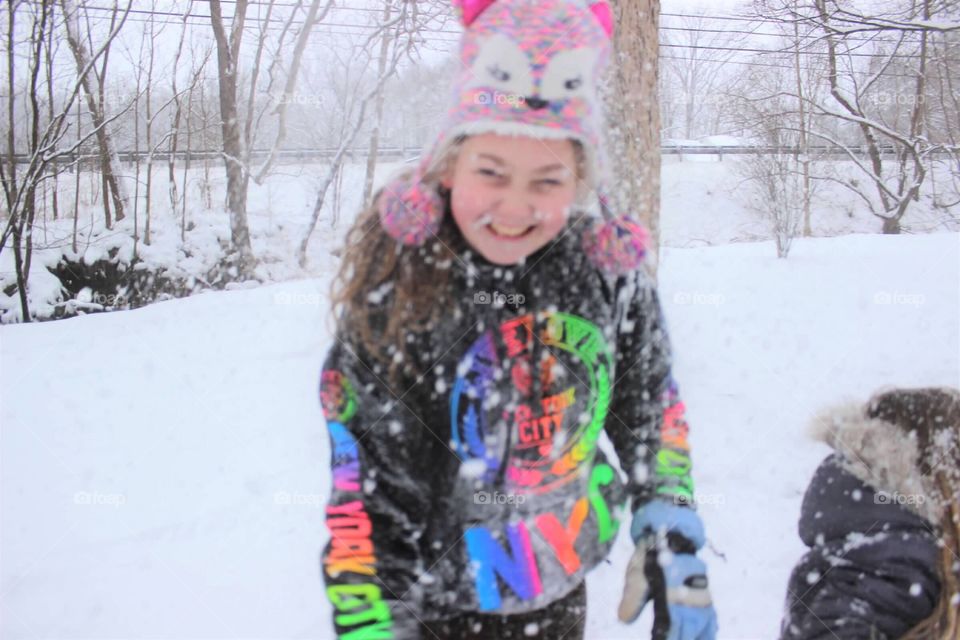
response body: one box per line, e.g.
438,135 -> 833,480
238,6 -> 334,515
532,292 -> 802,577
780,387 -> 960,639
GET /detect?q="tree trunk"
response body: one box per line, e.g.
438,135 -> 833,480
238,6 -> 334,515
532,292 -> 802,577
209,0 -> 255,275
144,20 -> 154,246
362,1 -> 393,210
4,3 -> 18,218
181,82 -> 194,242
610,0 -> 661,277
72,104 -> 80,254
45,0 -> 58,221
792,8 -> 812,237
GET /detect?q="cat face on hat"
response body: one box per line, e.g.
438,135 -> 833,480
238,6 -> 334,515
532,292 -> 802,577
446,0 -> 614,186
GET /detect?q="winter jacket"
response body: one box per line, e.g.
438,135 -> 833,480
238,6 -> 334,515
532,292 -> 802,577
780,405 -> 943,640
319,209 -> 700,639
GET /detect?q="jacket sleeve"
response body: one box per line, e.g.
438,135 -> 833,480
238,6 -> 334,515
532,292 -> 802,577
319,332 -> 428,640
603,269 -> 697,513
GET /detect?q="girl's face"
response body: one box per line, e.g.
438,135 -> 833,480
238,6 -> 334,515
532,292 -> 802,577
441,133 -> 580,265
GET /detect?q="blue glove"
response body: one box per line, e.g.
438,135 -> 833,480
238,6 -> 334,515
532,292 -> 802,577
617,500 -> 718,640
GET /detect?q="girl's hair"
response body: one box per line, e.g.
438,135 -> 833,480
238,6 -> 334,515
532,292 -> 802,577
329,135 -> 587,387
869,387 -> 960,639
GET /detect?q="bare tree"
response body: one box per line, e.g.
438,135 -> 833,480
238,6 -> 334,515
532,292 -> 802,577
208,0 -> 255,273
661,12 -> 739,140
119,0 -> 165,257
43,0 -> 59,222
297,2 -> 435,267
796,0 -> 947,233
60,0 -> 131,229
361,0 -> 395,210
743,150 -> 808,257
249,0 -> 333,184
196,77 -> 215,210
736,72 -> 815,257
207,0 -> 330,277
791,7 -> 815,236
925,5 -> 960,221
0,0 -> 133,321
743,0 -> 831,236
167,1 -> 194,219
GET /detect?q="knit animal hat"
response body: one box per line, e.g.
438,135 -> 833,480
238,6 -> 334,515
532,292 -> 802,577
378,0 -> 649,275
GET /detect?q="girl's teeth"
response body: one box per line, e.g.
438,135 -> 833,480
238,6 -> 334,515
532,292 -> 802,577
490,223 -> 530,237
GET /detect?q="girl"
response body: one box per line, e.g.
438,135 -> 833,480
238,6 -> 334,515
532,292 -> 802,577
319,1 -> 718,638
780,387 -> 960,639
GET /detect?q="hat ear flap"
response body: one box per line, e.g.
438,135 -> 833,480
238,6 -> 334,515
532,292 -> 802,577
582,193 -> 649,274
453,0 -> 497,27
589,1 -> 614,37
378,172 -> 445,246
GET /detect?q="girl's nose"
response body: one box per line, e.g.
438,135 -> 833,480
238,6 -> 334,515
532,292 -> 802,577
496,188 -> 535,223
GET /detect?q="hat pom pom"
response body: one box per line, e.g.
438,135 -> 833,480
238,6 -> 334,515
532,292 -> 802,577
377,174 -> 444,246
583,214 -> 650,275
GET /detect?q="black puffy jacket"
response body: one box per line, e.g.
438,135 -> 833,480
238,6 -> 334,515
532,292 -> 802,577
780,453 -> 942,639
318,211 -> 701,639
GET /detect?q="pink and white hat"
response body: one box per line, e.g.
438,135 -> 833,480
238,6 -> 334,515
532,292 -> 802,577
378,0 -> 649,275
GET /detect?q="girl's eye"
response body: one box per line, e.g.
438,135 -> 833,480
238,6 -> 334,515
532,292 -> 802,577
477,168 -> 505,179
536,179 -> 562,188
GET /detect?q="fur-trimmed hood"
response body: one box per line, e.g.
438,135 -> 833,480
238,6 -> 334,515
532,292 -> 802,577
808,402 -> 945,523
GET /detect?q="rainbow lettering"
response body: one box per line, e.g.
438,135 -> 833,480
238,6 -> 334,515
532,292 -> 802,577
465,462 -> 619,610
654,376 -> 695,502
321,369 -> 394,639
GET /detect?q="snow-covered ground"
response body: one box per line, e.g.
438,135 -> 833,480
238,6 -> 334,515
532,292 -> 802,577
2,225 -> 957,638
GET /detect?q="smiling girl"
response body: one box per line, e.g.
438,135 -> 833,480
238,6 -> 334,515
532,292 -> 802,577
318,2 -> 718,639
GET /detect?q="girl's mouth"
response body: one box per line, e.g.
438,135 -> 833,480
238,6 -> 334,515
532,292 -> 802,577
488,222 -> 536,239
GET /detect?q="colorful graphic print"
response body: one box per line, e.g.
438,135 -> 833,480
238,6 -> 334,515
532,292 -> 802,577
463,461 -> 621,610
452,311 -> 623,610
450,311 -> 613,494
321,370 -> 357,423
654,375 -> 695,503
321,370 -> 394,639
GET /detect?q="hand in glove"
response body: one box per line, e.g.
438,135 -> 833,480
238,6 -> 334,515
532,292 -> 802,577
617,500 -> 718,640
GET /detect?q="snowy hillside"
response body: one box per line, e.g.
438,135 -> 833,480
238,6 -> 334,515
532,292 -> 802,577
2,230 -> 956,639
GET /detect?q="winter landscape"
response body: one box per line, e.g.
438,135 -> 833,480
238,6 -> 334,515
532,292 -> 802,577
2,0 -> 959,638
